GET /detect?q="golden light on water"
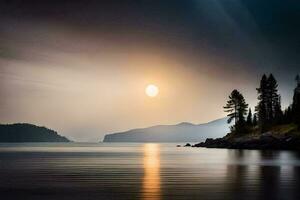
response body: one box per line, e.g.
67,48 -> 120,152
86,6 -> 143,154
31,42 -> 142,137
145,84 -> 159,97
143,143 -> 161,200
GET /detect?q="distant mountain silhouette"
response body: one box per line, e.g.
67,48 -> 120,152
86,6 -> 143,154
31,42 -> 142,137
103,118 -> 230,142
0,123 -> 70,142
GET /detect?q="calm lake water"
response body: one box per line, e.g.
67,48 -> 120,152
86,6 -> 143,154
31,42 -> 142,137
0,143 -> 300,200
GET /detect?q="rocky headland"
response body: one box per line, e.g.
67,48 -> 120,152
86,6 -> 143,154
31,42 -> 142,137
191,124 -> 300,150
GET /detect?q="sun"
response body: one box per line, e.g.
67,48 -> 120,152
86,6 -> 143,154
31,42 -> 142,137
145,84 -> 159,97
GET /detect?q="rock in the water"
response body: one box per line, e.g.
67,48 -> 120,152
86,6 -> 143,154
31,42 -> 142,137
184,143 -> 191,147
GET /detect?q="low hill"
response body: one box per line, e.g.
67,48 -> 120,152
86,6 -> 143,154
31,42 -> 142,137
0,123 -> 70,142
103,118 -> 229,142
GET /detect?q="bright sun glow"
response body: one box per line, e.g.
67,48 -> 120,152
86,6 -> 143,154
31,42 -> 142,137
145,84 -> 159,97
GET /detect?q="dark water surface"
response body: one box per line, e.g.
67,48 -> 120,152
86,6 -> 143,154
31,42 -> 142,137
0,143 -> 300,200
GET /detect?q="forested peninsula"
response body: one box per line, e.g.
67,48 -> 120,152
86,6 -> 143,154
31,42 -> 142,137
194,74 -> 300,150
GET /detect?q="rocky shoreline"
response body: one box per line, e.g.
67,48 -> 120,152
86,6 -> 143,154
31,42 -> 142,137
188,132 -> 300,150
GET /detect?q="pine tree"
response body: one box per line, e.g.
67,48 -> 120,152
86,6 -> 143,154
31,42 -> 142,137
274,95 -> 283,124
224,89 -> 248,134
283,106 -> 293,124
292,75 -> 300,129
224,90 -> 239,126
267,74 -> 281,124
256,74 -> 268,132
256,74 -> 282,132
253,114 -> 258,126
246,108 -> 253,126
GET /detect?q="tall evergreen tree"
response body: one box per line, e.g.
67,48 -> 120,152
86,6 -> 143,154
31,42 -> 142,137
283,106 -> 293,124
246,108 -> 253,126
253,114 -> 258,126
292,74 -> 300,129
256,74 -> 282,132
267,74 -> 281,123
224,90 -> 239,126
224,89 -> 248,134
256,74 -> 268,132
274,95 -> 283,124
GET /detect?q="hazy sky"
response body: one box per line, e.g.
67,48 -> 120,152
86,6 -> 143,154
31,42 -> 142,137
0,0 -> 299,141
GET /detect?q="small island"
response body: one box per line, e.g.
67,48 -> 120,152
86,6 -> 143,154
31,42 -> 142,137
0,123 -> 70,142
193,74 -> 300,150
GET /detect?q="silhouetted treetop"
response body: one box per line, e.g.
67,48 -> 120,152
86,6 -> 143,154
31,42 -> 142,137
224,89 -> 248,134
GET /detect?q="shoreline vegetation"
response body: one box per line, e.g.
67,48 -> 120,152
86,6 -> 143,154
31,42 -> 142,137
189,74 -> 300,150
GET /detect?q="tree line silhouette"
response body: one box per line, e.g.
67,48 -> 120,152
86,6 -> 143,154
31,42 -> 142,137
224,74 -> 300,135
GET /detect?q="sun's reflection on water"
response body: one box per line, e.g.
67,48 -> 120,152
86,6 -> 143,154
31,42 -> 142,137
143,143 -> 161,200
